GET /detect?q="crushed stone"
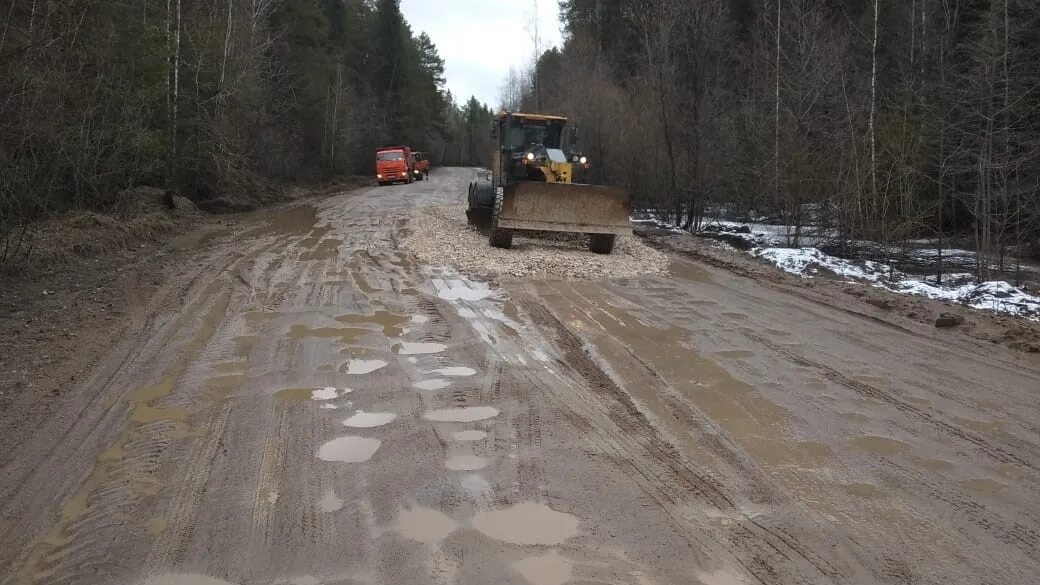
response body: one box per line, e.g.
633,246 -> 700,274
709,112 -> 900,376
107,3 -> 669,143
402,205 -> 669,280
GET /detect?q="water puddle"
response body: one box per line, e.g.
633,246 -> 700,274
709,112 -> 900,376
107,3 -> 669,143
430,366 -> 476,377
341,359 -> 388,375
317,436 -> 382,463
287,325 -> 368,345
853,435 -> 911,456
406,357 -> 418,364
319,404 -> 340,410
452,430 -> 487,441
342,411 -> 397,428
445,455 -> 489,471
456,475 -> 488,500
275,387 -> 350,401
512,551 -> 573,585
337,310 -> 410,337
411,315 -> 430,324
434,278 -> 493,301
318,490 -> 344,512
414,379 -> 451,391
395,506 -> 459,544
424,406 -> 500,423
299,238 -> 342,261
393,342 -> 447,355
471,502 -> 579,545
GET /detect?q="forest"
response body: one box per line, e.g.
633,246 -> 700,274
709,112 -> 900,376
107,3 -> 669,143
505,0 -> 1040,279
0,0 -> 494,241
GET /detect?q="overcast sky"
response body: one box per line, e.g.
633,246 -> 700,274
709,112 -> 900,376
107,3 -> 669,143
399,0 -> 563,109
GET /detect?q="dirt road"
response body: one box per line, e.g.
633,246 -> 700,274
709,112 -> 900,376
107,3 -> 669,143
2,168 -> 1039,585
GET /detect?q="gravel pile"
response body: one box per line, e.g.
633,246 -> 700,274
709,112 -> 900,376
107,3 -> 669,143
402,205 -> 670,279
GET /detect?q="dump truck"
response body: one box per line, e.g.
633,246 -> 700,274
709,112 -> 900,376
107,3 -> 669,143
412,151 -> 431,180
466,112 -> 630,254
376,145 -> 414,185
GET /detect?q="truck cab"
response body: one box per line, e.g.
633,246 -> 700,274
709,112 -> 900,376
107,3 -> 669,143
412,152 -> 430,180
376,146 -> 414,185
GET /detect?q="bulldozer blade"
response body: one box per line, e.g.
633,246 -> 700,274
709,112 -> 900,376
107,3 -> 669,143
497,182 -> 631,236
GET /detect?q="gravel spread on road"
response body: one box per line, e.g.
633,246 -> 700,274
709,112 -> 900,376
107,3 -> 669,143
402,205 -> 669,279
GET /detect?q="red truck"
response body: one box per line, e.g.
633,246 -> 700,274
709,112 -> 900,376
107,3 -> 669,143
411,151 -> 430,180
376,145 -> 414,185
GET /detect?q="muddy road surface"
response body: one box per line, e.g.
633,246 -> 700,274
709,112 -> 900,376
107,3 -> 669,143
2,168 -> 1039,585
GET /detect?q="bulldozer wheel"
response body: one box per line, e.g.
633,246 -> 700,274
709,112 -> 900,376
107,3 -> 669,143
489,189 -> 513,249
589,234 -> 617,255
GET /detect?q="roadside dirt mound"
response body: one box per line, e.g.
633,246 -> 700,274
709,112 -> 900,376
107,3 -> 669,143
403,205 -> 669,279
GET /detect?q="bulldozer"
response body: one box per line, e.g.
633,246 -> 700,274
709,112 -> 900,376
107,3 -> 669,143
466,112 -> 631,254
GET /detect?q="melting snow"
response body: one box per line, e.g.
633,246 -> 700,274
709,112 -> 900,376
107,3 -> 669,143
753,246 -> 1040,320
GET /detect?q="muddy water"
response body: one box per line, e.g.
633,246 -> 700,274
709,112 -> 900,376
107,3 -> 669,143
274,387 -> 349,401
452,430 -> 488,441
395,506 -> 458,544
341,411 -> 397,428
512,551 -> 573,585
428,367 -> 476,377
341,359 -> 388,375
393,342 -> 447,355
287,325 -> 368,345
316,436 -> 382,463
413,379 -> 451,391
337,311 -> 410,337
471,502 -> 580,545
444,455 -> 489,471
424,407 -> 500,423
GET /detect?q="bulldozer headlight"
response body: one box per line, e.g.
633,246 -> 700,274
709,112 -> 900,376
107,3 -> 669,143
526,152 -> 536,161
377,174 -> 383,179
579,156 -> 588,164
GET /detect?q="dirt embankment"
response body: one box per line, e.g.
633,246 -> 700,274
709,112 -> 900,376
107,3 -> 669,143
639,227 -> 1040,353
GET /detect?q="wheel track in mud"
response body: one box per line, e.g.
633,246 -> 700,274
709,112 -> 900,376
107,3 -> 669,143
517,298 -> 859,585
743,332 -> 1040,474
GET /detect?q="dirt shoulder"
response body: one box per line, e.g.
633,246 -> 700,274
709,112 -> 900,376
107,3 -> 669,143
0,181 -> 365,466
638,226 -> 1040,354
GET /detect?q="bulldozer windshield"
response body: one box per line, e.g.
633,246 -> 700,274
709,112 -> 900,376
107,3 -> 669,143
506,121 -> 563,150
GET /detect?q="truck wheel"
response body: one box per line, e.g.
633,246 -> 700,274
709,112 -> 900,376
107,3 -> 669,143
489,189 -> 513,249
589,234 -> 616,254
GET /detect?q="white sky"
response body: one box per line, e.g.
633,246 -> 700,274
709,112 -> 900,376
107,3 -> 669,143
399,0 -> 563,109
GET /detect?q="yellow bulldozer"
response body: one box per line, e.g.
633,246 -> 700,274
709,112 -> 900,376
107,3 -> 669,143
466,112 -> 631,254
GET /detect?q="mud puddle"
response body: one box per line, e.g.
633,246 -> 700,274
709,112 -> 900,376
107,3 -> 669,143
471,502 -> 580,545
424,407 -> 500,423
393,342 -> 447,355
342,411 -> 397,428
414,379 -> 451,391
433,278 -> 493,302
287,325 -> 368,345
341,359 -> 388,375
429,366 -> 476,377
395,506 -> 458,544
337,310 -> 410,337
317,436 -> 382,463
275,387 -> 350,401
